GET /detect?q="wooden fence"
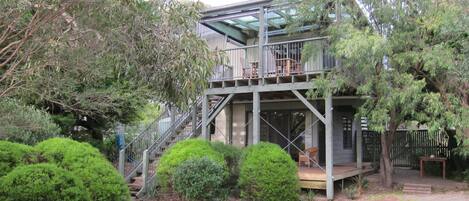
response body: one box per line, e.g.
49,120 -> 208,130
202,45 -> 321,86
362,130 -> 450,169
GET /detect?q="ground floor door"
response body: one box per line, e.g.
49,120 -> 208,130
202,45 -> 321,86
250,110 -> 306,161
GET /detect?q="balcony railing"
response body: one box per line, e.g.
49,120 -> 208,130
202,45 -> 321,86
211,37 -> 335,81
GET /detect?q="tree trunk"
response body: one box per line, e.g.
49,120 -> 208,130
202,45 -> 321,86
380,132 -> 393,187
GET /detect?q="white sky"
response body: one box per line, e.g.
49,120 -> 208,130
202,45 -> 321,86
198,0 -> 248,7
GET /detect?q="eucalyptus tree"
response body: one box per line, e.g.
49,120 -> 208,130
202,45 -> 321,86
0,0 -> 215,140
286,0 -> 468,187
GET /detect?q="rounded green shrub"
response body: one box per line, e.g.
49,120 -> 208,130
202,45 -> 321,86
238,142 -> 300,201
35,138 -> 130,201
0,163 -> 90,201
0,140 -> 38,177
157,139 -> 225,188
211,142 -> 242,187
173,157 -> 228,201
35,137 -> 105,166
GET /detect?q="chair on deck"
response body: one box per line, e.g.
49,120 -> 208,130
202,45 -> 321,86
298,147 -> 319,167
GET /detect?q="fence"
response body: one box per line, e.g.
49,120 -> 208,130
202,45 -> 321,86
362,130 -> 450,169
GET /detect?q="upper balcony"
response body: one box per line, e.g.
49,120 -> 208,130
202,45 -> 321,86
198,0 -> 342,89
211,37 -> 335,84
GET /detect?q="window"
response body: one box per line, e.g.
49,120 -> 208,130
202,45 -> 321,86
342,116 -> 353,149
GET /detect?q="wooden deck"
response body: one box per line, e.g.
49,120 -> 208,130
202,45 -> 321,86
298,163 -> 374,189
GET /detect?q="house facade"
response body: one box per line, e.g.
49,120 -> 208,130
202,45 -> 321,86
197,0 -> 368,200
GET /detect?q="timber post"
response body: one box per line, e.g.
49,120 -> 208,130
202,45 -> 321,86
325,95 -> 334,200
201,94 -> 209,140
355,117 -> 363,169
141,149 -> 149,193
253,91 -> 260,144
118,149 -> 125,176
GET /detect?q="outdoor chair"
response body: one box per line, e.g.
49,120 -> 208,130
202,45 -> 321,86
298,147 -> 319,167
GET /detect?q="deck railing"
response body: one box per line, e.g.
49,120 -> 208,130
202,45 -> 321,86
211,37 -> 335,81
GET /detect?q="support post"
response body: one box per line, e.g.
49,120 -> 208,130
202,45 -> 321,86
226,104 -> 233,144
305,111 -> 313,148
202,95 -> 209,140
325,95 -> 334,200
170,105 -> 176,135
192,102 -> 197,136
355,117 -> 363,169
258,7 -> 265,78
253,91 -> 260,144
118,149 -> 125,176
141,149 -> 149,193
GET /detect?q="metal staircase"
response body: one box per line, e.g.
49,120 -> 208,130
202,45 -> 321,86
117,95 -> 227,199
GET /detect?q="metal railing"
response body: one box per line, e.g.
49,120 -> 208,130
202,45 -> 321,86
211,37 -> 335,81
136,95 -> 228,196
118,108 -> 171,179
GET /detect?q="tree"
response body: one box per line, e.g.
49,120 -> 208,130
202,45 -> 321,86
0,98 -> 60,144
288,0 -> 468,187
1,0 -> 215,141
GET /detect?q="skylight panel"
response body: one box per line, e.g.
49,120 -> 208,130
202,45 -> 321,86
224,20 -> 236,24
237,16 -> 257,22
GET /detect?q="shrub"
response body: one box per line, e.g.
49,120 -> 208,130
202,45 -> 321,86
35,138 -> 130,201
463,170 -> 469,183
238,142 -> 300,201
157,139 -> 225,188
0,98 -> 61,144
0,163 -> 90,201
344,185 -> 358,200
0,141 -> 38,177
35,137 -> 105,166
173,157 -> 228,201
211,142 -> 242,185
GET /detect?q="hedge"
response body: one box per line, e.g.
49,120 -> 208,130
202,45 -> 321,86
211,141 -> 242,187
35,138 -> 130,201
238,142 -> 300,201
0,163 -> 90,201
0,140 -> 38,177
173,157 -> 228,201
156,139 -> 225,189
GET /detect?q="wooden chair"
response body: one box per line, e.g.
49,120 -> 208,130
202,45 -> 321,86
241,57 -> 258,78
298,147 -> 319,167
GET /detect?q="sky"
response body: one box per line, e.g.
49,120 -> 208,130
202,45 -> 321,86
198,0 -> 248,7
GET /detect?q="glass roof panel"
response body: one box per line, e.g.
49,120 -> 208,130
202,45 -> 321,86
250,21 -> 259,27
269,18 -> 286,25
266,12 -> 280,19
234,24 -> 248,29
224,20 -> 236,24
237,16 -> 258,22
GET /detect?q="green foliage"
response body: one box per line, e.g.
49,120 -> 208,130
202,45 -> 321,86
463,170 -> 469,183
35,138 -> 130,201
0,141 -> 38,177
0,98 -> 61,144
211,142 -> 242,186
0,163 -> 91,201
344,185 -> 358,200
35,138 -> 105,165
2,0 -> 214,142
173,157 -> 228,201
302,190 -> 316,201
238,142 -> 300,201
157,139 -> 225,189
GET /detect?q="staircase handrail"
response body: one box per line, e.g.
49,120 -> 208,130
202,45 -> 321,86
122,109 -> 170,151
139,95 -> 227,196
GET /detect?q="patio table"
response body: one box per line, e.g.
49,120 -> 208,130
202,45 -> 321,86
419,156 -> 446,179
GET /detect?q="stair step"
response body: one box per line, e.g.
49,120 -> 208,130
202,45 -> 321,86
403,183 -> 431,194
128,182 -> 143,191
404,183 -> 431,188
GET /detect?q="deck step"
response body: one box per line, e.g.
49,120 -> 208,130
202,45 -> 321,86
403,183 -> 431,194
